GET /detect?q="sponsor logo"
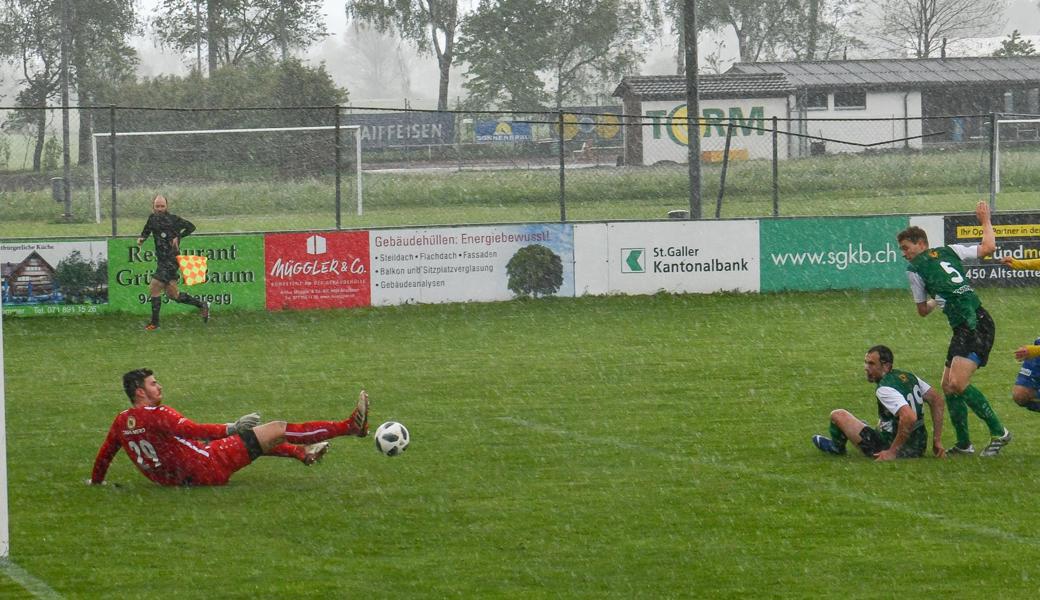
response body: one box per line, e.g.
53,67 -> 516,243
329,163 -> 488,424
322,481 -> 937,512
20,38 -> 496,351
622,249 -> 645,273
306,235 -> 327,255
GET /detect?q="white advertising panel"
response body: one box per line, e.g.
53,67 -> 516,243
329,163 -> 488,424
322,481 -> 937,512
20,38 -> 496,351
573,223 -> 609,296
605,221 -> 760,294
641,98 -> 790,165
370,224 -> 575,305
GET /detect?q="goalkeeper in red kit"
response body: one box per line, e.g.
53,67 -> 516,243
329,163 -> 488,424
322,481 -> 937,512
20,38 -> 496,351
89,369 -> 370,487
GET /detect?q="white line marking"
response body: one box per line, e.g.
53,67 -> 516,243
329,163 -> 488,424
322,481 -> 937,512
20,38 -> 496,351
499,416 -> 1035,545
0,559 -> 62,599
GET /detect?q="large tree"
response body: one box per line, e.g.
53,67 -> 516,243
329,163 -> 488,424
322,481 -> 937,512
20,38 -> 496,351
345,22 -> 413,100
1,0 -> 62,172
870,0 -> 1008,58
772,0 -> 864,60
345,0 -> 459,110
667,0 -> 863,66
456,0 -> 646,111
70,0 -> 139,165
697,0 -> 789,63
994,30 -> 1036,57
0,0 -> 139,169
152,0 -> 328,73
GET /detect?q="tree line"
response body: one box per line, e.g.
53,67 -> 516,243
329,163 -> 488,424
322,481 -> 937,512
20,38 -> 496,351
0,0 -> 1028,173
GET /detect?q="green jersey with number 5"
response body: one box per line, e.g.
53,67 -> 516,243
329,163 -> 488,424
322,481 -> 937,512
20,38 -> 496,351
875,369 -> 928,451
907,245 -> 980,329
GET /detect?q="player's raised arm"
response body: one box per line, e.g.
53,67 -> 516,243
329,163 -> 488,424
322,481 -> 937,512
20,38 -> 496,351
975,201 -> 996,258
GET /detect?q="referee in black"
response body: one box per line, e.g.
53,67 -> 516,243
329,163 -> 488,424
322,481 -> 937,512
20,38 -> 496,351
137,194 -> 209,330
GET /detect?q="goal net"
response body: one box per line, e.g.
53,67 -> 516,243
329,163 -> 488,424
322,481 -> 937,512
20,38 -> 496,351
91,116 -> 362,232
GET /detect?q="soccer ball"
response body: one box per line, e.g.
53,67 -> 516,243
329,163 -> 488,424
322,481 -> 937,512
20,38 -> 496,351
374,421 -> 410,456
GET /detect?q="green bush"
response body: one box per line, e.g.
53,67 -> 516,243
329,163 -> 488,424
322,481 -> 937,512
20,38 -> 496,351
505,244 -> 564,297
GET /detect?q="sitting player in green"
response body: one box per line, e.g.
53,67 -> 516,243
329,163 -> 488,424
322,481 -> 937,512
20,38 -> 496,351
813,345 -> 946,460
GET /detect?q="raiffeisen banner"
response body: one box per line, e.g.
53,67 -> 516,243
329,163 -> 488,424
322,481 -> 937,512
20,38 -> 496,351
343,112 -> 455,148
370,224 -> 575,305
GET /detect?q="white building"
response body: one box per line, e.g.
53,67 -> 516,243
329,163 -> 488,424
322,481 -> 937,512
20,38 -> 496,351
614,56 -> 1040,166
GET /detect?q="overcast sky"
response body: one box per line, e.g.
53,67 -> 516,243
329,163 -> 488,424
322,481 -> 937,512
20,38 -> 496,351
120,0 -> 1040,107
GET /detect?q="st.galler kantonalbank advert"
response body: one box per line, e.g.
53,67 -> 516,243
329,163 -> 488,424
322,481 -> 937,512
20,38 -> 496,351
369,224 -> 575,305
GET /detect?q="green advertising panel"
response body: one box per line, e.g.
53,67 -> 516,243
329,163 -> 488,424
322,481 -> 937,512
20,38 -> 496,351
108,234 -> 266,314
760,216 -> 909,292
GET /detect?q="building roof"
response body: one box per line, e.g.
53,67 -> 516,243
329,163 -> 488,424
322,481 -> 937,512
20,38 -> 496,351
613,73 -> 794,100
728,56 -> 1040,89
614,57 -> 1040,101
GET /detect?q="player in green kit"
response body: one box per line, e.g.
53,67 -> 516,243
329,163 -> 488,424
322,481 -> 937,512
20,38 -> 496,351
896,201 -> 1010,456
813,345 -> 945,460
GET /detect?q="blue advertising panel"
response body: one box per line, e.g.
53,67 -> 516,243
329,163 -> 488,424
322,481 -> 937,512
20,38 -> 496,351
475,120 -> 533,142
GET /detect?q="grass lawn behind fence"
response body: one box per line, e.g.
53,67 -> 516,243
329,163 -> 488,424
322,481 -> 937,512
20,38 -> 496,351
6,146 -> 1040,238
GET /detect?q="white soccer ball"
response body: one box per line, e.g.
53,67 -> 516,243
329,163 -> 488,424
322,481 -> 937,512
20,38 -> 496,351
374,421 -> 410,456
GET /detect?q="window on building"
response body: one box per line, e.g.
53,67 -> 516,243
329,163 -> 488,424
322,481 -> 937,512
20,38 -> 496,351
834,90 -> 866,109
802,91 -> 828,110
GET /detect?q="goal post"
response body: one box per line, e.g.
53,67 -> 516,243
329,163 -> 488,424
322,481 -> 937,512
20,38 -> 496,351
0,295 -> 8,559
992,116 -> 1040,203
91,124 -> 363,225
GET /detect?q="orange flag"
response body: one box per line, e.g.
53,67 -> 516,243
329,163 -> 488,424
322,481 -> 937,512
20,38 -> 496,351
176,255 -> 208,286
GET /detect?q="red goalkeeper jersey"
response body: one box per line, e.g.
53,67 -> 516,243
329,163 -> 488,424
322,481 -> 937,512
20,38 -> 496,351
91,404 -> 232,486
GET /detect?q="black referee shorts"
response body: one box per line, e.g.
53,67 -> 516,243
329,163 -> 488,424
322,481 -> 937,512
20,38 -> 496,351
152,259 -> 180,284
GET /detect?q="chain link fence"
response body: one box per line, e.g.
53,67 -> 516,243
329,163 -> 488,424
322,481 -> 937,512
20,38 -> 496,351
1,106 -> 1035,237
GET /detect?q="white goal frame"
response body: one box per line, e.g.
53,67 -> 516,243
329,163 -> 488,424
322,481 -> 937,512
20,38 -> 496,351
0,294 -> 8,559
992,117 -> 1040,202
91,125 -> 364,224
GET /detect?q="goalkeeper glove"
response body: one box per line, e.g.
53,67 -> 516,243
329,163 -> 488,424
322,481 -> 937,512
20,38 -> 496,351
226,412 -> 261,435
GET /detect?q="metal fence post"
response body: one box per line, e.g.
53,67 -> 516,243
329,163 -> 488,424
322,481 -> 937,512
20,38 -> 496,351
989,111 -> 999,209
334,104 -> 342,230
456,112 -> 464,172
109,105 -> 117,236
715,122 -> 733,219
558,111 -> 566,222
772,116 -> 779,217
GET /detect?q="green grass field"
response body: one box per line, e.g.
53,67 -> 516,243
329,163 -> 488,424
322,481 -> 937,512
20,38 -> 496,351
4,289 -> 1040,597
